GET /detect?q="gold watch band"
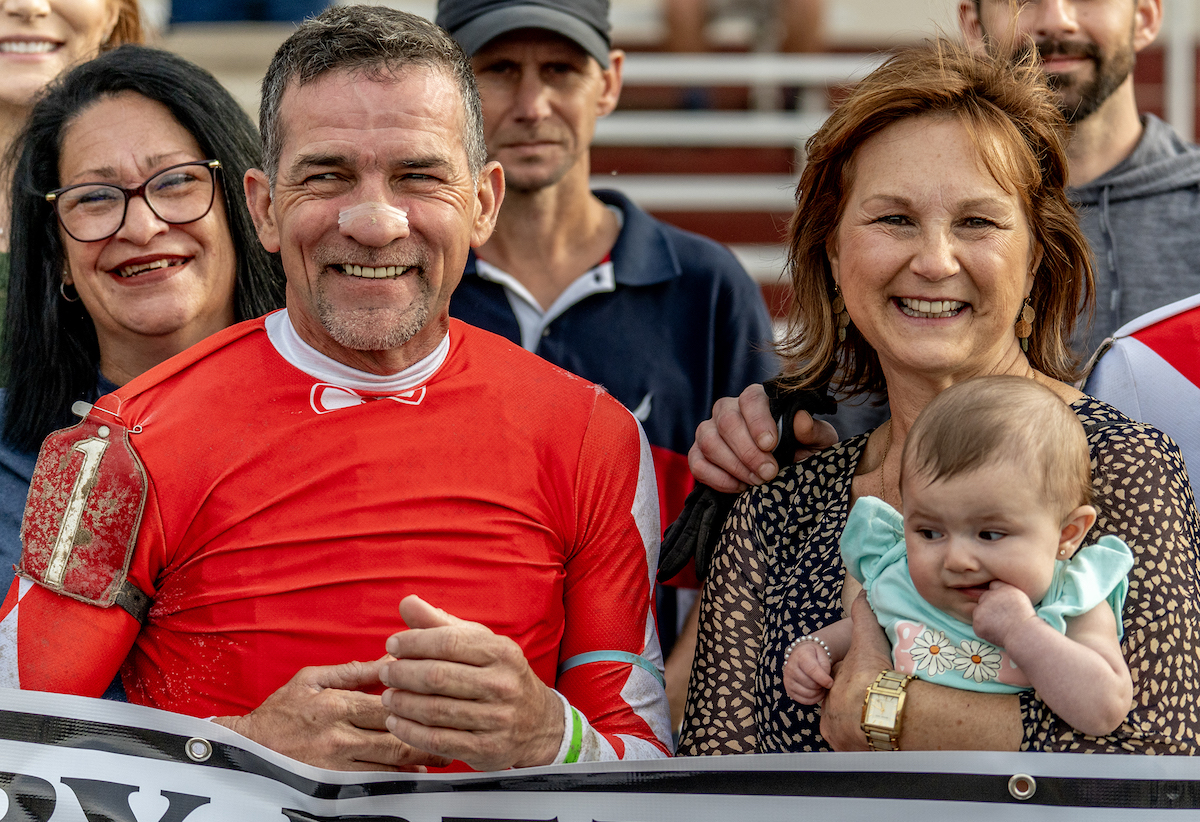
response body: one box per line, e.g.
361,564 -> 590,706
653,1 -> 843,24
861,669 -> 915,751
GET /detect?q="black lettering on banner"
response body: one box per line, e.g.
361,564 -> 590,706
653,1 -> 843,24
282,812 -> 411,822
58,780 -> 210,822
0,772 -> 56,822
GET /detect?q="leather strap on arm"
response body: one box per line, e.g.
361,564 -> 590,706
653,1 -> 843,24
657,379 -> 836,583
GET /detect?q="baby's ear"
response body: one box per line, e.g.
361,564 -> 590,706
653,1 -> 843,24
1057,505 -> 1098,560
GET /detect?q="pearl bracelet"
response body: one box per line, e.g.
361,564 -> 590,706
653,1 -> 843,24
784,634 -> 831,665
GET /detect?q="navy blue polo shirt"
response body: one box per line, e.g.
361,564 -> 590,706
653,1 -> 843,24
451,189 -> 778,556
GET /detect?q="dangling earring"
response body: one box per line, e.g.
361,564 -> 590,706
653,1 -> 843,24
59,282 -> 80,303
832,284 -> 850,342
1015,297 -> 1034,352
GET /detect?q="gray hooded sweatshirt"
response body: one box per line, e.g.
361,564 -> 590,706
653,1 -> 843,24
1071,113 -> 1200,356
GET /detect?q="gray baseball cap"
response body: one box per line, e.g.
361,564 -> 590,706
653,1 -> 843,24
436,0 -> 612,67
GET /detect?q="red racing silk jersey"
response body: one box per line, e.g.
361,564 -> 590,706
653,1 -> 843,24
1084,293 -> 1200,500
1,314 -> 670,767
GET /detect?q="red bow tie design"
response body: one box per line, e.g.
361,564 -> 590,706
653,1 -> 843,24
309,383 -> 427,415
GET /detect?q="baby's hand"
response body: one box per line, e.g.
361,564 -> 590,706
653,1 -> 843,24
783,640 -> 834,704
973,581 -> 1037,647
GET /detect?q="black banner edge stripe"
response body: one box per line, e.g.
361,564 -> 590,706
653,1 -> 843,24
0,709 -> 358,800
2,709 -> 1199,809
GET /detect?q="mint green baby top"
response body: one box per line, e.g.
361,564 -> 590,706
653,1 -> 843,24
841,496 -> 1133,693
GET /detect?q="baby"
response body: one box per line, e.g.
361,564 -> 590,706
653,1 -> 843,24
785,376 -> 1135,738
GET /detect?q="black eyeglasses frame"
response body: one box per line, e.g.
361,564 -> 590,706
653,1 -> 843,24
45,159 -> 222,243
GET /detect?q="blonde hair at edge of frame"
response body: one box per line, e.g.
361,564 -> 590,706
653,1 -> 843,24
898,375 -> 1093,515
776,39 -> 1095,397
105,0 -> 144,49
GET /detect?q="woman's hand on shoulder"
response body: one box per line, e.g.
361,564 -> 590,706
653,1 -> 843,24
689,384 -> 838,493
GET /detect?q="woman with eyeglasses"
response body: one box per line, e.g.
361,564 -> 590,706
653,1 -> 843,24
0,45 -> 284,590
1,0 -> 143,312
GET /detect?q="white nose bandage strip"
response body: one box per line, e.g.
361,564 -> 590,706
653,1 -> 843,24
338,202 -> 409,234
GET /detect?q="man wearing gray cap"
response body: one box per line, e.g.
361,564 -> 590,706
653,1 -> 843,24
436,0 -> 777,731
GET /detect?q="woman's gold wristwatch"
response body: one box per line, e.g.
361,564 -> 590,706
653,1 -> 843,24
860,670 -> 915,750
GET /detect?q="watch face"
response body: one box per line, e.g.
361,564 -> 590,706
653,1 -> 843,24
865,693 -> 899,727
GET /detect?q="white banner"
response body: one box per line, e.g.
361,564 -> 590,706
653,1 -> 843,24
0,690 -> 1196,821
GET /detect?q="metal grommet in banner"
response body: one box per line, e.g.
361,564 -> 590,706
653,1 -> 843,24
1008,773 -> 1036,800
185,737 -> 213,762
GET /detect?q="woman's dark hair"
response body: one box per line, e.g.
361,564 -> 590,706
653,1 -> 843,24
2,45 -> 285,452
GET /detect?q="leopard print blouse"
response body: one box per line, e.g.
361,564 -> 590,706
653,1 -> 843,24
677,396 -> 1199,755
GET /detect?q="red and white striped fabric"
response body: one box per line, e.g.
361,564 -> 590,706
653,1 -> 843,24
1084,293 -> 1200,498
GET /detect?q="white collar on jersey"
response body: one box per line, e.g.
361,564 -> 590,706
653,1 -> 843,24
265,308 -> 450,393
